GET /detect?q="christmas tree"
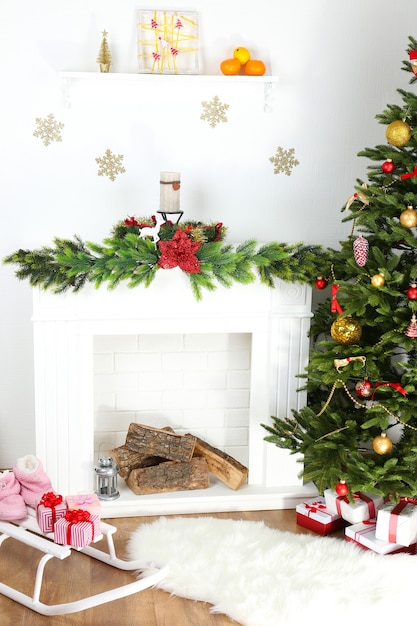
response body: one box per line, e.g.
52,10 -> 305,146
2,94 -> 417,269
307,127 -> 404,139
97,30 -> 111,72
263,36 -> 417,502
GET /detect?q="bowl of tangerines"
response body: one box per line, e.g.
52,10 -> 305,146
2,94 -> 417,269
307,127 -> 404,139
220,47 -> 266,76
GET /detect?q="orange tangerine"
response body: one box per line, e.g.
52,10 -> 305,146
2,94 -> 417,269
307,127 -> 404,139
220,58 -> 241,75
244,59 -> 266,76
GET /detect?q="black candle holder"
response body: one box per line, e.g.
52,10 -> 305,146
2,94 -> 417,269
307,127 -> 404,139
157,210 -> 184,224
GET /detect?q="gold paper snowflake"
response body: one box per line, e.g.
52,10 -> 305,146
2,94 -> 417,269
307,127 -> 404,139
33,113 -> 64,146
95,149 -> 126,181
269,146 -> 299,176
201,95 -> 229,128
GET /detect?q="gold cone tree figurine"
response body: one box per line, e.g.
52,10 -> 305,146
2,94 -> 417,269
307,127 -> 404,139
97,30 -> 111,73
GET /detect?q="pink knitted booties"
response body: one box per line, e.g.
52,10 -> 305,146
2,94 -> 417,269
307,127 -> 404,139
13,455 -> 53,508
0,470 -> 27,520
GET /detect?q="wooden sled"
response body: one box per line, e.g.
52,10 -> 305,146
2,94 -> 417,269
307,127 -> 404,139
0,513 -> 169,616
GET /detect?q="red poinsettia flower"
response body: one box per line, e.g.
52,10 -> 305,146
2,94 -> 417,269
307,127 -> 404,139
125,216 -> 139,226
157,229 -> 201,273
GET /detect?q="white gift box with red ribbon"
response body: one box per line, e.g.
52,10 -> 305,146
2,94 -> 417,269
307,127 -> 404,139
324,489 -> 384,524
296,497 -> 341,524
346,520 -> 417,555
375,499 -> 417,547
296,496 -> 346,535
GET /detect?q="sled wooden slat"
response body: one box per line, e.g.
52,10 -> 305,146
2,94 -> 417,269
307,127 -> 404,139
0,516 -> 169,615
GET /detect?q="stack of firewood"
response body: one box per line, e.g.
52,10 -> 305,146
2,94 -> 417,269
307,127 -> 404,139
110,423 -> 248,495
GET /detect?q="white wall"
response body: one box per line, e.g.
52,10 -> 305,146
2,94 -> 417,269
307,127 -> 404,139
1,0 -> 416,466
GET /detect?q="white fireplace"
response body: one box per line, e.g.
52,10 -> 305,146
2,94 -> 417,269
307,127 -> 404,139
32,268 -> 318,517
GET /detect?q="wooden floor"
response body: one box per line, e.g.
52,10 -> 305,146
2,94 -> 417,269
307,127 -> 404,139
0,509 -> 345,626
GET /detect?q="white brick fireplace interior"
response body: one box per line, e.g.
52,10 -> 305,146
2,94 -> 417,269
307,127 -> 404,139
32,269 -> 318,517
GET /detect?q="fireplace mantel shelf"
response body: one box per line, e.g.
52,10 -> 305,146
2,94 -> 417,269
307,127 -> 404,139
59,71 -> 279,83
59,71 -> 279,109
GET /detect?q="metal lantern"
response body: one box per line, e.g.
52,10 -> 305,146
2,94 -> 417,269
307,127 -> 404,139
94,453 -> 120,501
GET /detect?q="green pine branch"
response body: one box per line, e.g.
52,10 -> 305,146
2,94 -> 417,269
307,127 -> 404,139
4,233 -> 332,299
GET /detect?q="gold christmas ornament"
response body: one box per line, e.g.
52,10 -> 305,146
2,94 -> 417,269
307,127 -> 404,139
400,206 -> 417,228
386,120 -> 411,146
371,273 -> 385,288
330,316 -> 362,345
372,432 -> 393,455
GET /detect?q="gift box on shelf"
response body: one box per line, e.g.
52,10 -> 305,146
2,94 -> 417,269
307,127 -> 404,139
66,493 -> 101,516
375,499 -> 417,547
324,489 -> 383,524
36,492 -> 67,534
54,510 -> 101,548
296,497 -> 347,535
346,520 -> 417,555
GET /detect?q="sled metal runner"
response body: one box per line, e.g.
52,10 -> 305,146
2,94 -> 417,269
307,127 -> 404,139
0,514 -> 169,616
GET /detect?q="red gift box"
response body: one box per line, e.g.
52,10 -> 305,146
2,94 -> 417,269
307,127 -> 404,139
296,497 -> 347,536
36,492 -> 67,534
54,509 -> 101,548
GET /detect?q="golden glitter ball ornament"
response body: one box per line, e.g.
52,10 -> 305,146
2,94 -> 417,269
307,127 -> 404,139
372,432 -> 393,455
400,206 -> 417,228
371,273 -> 385,288
386,120 -> 411,146
330,316 -> 362,345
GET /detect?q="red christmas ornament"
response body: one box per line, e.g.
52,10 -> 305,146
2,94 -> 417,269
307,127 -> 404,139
335,480 -> 349,496
381,159 -> 395,174
157,229 -> 201,273
355,378 -> 373,398
353,236 -> 369,267
406,284 -> 417,300
315,277 -> 327,290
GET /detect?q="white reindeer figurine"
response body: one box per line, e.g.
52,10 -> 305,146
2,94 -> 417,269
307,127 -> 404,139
138,213 -> 165,246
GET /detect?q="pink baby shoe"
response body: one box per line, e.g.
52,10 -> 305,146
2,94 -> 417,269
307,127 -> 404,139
0,470 -> 27,520
13,455 -> 53,508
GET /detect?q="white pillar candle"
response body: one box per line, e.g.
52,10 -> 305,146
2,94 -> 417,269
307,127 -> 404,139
160,171 -> 181,212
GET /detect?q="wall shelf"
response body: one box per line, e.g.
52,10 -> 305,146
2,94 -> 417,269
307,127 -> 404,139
59,71 -> 279,110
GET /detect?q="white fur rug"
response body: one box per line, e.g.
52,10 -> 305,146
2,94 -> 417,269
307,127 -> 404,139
127,516 -> 417,626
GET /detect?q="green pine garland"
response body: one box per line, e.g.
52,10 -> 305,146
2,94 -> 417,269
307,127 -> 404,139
3,217 -> 332,301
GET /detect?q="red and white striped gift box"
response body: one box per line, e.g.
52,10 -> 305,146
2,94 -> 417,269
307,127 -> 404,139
36,492 -> 67,534
54,510 -> 100,548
